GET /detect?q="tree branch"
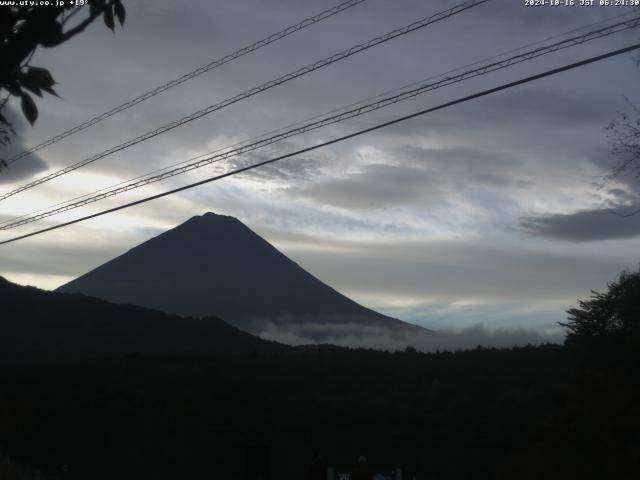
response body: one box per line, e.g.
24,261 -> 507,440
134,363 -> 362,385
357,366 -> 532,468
58,3 -> 109,44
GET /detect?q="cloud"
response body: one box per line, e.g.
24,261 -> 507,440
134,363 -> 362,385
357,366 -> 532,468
284,146 -> 530,210
520,206 -> 640,242
288,163 -> 439,209
4,0 -> 638,339
224,141 -> 330,184
377,88 -> 620,150
258,321 -> 562,352
0,232 -> 133,278
266,232 -> 625,306
474,89 -> 615,126
467,0 -> 598,33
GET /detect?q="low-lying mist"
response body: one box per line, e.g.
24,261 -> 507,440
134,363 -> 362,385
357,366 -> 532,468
257,320 -> 563,352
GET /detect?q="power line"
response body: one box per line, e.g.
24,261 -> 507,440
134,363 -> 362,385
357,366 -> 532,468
3,15 -> 638,230
4,0 -> 369,166
0,0 -> 489,202
1,42 -> 638,247
4,15 -> 637,229
316,9 -> 638,119
4,7 -> 632,230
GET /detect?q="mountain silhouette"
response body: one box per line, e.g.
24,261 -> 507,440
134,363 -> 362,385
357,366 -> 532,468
0,276 -> 283,363
58,212 -> 424,341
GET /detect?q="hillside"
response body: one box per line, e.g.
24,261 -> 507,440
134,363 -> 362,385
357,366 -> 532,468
1,344 -> 638,479
0,276 -> 283,363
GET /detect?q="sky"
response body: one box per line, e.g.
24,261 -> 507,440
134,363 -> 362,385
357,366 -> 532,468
1,0 -> 639,339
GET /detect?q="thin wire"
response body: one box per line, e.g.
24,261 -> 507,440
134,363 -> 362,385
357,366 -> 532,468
3,6 -> 631,226
5,7 -> 629,196
2,7 -> 635,181
0,0 -> 489,202
609,206 -> 640,217
1,42 -> 638,246
4,0 -> 369,165
3,6 -> 631,220
3,15 -> 639,230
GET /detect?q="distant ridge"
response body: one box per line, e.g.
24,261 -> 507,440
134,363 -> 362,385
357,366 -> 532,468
0,276 -> 283,363
58,212 -> 425,341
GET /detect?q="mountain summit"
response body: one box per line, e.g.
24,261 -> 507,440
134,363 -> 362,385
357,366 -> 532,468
58,212 -> 424,342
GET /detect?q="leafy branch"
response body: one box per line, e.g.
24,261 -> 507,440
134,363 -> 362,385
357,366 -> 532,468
0,0 -> 126,148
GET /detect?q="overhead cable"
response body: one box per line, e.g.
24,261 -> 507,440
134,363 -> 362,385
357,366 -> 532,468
0,0 -> 489,202
3,0 -> 369,166
1,42 -> 638,246
3,16 -> 638,230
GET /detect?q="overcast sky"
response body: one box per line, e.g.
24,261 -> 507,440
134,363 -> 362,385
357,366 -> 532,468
1,0 -> 639,336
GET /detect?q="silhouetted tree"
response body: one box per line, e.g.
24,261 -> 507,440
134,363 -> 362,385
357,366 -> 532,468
0,0 -> 126,148
3,278 -> 639,478
605,104 -> 640,216
560,266 -> 640,347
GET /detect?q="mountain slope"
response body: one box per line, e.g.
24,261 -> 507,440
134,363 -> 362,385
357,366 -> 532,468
58,212 -> 423,340
0,276 -> 283,362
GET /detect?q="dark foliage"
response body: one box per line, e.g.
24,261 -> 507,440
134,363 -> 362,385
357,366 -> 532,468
0,276 -> 283,363
605,104 -> 640,217
1,345 -> 638,479
561,266 -> 640,348
0,0 -> 125,146
607,106 -> 640,183
1,278 -> 639,479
